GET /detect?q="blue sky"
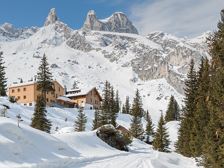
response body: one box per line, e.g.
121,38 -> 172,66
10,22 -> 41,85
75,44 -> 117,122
0,0 -> 224,37
0,0 -> 140,29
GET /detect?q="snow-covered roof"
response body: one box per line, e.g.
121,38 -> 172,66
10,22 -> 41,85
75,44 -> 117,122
9,81 -> 36,88
9,80 -> 63,88
57,96 -> 73,103
65,87 -> 94,97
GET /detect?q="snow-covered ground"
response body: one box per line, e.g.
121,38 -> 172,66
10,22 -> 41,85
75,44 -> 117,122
0,97 -> 199,168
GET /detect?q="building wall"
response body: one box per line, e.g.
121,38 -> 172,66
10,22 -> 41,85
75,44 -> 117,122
34,81 -> 65,106
8,83 -> 35,106
85,89 -> 101,109
70,96 -> 86,107
8,81 -> 64,106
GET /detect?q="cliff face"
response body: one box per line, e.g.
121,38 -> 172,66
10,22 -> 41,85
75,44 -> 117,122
83,10 -> 138,34
0,8 -> 209,98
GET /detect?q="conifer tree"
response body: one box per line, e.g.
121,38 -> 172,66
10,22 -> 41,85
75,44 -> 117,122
99,81 -> 111,126
31,96 -> 51,133
145,111 -> 154,144
110,86 -> 117,127
122,104 -> 126,114
74,107 -> 87,132
0,52 -> 7,96
130,114 -> 144,139
176,59 -> 198,156
129,89 -> 144,139
202,10 -> 224,167
131,89 -> 143,117
36,54 -> 54,102
115,90 -> 120,113
123,96 -> 130,114
92,109 -> 100,130
153,113 -> 170,152
189,58 -> 210,157
165,95 -> 180,122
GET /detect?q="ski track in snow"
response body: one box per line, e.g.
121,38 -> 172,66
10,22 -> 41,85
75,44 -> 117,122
0,97 -> 199,168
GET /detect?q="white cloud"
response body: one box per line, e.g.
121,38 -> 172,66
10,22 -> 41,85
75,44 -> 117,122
130,0 -> 224,37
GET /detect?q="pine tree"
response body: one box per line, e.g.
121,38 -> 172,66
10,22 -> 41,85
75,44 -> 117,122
72,80 -> 79,89
131,89 -> 143,117
115,90 -> 120,113
202,10 -> 224,167
74,107 -> 87,132
0,52 -> 7,96
36,54 -> 54,102
130,114 -> 144,139
110,86 -> 117,127
31,96 -> 51,133
145,111 -> 154,144
92,109 -> 100,130
123,96 -> 130,114
165,95 -> 180,122
176,59 -> 198,156
153,113 -> 170,152
129,89 -> 144,139
99,81 -> 111,126
189,58 -> 210,157
122,104 -> 126,114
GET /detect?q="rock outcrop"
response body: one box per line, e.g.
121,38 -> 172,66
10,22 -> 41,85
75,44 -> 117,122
44,8 -> 58,26
83,10 -> 138,34
0,23 -> 38,41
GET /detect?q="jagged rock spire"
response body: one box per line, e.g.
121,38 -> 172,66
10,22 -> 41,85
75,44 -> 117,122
83,10 -> 138,34
83,10 -> 101,30
44,8 -> 58,26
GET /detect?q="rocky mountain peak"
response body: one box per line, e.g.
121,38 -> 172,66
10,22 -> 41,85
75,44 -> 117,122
44,8 -> 58,26
83,10 -> 138,34
83,10 -> 101,30
1,23 -> 15,32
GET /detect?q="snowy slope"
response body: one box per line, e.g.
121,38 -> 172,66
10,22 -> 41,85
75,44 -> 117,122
0,9 -> 208,124
0,98 -> 199,168
0,25 -> 185,123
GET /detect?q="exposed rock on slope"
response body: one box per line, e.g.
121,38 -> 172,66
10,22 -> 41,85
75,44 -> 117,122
0,8 -> 209,117
83,10 -> 138,34
0,23 -> 38,41
44,8 -> 58,26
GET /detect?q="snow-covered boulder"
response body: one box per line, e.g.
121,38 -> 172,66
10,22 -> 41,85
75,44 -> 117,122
96,124 -> 131,151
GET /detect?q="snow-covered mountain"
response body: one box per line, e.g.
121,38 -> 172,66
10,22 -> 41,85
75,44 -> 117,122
0,23 -> 38,41
0,8 -> 209,122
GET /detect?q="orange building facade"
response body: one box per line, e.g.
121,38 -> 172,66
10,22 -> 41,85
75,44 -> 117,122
8,81 -> 64,106
65,87 -> 102,109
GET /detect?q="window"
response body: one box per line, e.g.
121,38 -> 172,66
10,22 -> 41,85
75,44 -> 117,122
59,87 -> 60,91
24,104 -> 27,106
17,96 -> 20,100
23,96 -> 26,99
23,88 -> 26,91
17,88 -> 20,92
56,94 -> 58,98
29,103 -> 32,106
12,89 -> 15,93
46,98 -> 49,102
